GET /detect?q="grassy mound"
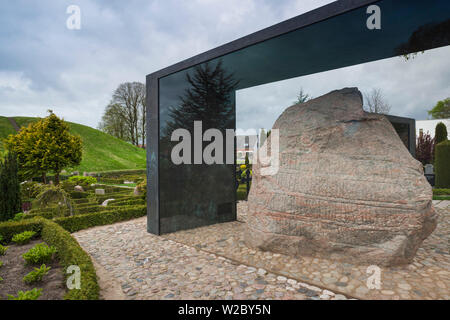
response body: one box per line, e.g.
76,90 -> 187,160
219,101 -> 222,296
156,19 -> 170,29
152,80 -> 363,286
0,116 -> 146,172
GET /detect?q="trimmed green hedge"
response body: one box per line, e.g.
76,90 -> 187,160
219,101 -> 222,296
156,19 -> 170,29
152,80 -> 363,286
109,198 -> 145,206
53,205 -> 146,233
433,188 -> 450,196
0,218 -> 42,243
41,219 -> 99,300
435,140 -> 450,188
96,169 -> 146,178
0,218 -> 99,300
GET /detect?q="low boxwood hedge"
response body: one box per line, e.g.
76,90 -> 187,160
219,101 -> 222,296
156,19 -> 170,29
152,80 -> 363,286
433,189 -> 450,196
108,198 -> 145,207
0,218 -> 99,300
54,205 -> 146,233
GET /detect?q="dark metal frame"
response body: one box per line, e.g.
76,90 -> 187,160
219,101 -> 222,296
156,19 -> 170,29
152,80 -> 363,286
386,115 -> 416,158
146,0 -> 382,235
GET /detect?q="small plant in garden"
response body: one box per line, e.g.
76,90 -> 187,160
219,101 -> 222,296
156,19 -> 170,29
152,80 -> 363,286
7,288 -> 43,300
0,276 -> 3,282
0,244 -> 8,256
23,264 -> 51,284
12,231 -> 37,245
0,260 -> 3,267
22,243 -> 56,265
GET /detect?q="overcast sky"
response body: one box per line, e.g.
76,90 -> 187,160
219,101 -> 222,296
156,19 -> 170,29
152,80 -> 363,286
1,0 -> 449,132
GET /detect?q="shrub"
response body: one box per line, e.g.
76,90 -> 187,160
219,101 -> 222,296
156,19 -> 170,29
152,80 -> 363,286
8,288 -> 42,300
0,244 -> 8,255
0,260 -> 3,267
11,212 -> 26,222
137,178 -> 147,200
416,132 -> 435,165
22,243 -> 56,265
0,234 -> 3,244
0,276 -> 3,282
12,230 -> 37,245
69,191 -> 89,199
435,122 -> 448,145
435,140 -> 450,188
23,264 -> 51,284
20,181 -> 42,200
68,176 -> 97,186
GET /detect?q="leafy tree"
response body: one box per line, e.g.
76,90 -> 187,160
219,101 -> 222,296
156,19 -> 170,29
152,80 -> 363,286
416,131 -> 435,165
4,121 -> 48,182
0,153 -> 21,222
99,82 -> 146,146
428,98 -> 450,119
293,88 -> 312,105
5,112 -> 82,185
39,112 -> 82,185
98,103 -> 130,142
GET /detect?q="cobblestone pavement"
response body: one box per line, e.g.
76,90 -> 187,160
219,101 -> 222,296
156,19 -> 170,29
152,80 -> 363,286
164,202 -> 450,300
74,202 -> 449,300
74,219 -> 346,300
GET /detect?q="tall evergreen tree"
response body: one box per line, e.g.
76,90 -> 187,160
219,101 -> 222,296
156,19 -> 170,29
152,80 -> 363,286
435,122 -> 448,145
0,153 -> 21,222
164,60 -> 239,137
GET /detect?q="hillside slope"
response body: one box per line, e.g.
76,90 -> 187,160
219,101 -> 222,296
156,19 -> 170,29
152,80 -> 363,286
0,116 -> 146,173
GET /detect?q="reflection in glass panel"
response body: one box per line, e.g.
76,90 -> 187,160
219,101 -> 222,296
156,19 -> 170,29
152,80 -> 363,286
153,0 -> 450,234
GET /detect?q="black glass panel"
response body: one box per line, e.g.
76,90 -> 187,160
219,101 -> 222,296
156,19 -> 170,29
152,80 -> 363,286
149,0 -> 450,234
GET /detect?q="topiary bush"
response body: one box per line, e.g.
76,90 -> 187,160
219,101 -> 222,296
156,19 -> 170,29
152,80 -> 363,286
435,140 -> 450,188
12,230 -> 37,245
435,122 -> 448,145
22,243 -> 57,265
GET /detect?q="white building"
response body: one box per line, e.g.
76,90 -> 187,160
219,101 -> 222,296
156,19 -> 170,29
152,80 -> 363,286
416,119 -> 450,138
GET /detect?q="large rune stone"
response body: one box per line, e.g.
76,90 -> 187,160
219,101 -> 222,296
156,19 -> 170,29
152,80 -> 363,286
245,88 -> 437,266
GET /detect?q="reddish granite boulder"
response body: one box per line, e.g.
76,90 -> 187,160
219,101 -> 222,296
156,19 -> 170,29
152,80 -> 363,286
245,88 -> 437,266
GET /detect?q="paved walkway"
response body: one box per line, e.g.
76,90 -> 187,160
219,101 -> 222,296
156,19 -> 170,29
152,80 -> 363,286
74,219 -> 345,300
74,203 -> 449,300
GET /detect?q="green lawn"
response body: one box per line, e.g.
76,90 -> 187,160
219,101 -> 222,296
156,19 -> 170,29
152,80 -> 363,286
0,117 -> 18,156
1,116 -> 146,173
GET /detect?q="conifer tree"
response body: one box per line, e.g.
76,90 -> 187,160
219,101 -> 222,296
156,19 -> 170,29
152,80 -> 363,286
0,153 -> 21,222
